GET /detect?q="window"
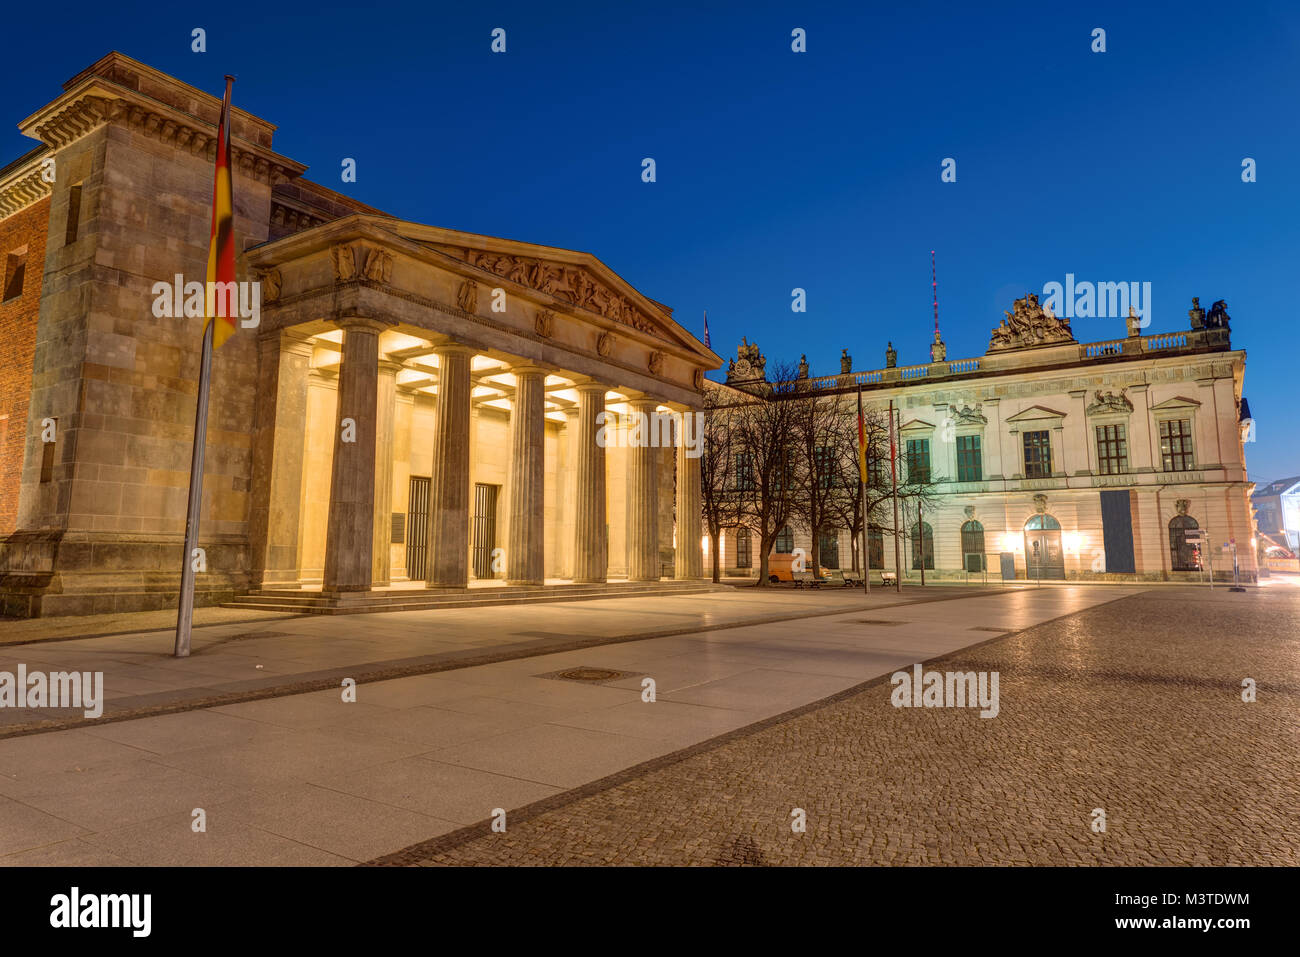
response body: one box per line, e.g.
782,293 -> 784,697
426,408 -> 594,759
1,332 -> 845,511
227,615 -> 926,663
961,520 -> 985,572
905,438 -> 930,484
1095,424 -> 1128,475
1023,430 -> 1052,478
1169,515 -> 1201,571
65,183 -> 83,246
736,528 -> 752,568
956,434 -> 982,482
910,521 -> 934,569
814,445 -> 835,489
867,524 -> 884,569
868,450 -> 886,487
818,529 -> 839,569
735,453 -> 755,492
2,248 -> 27,302
1159,419 -> 1195,472
774,526 -> 794,554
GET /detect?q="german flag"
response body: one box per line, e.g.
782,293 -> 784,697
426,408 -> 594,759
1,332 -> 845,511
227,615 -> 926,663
205,76 -> 237,348
856,385 -> 870,484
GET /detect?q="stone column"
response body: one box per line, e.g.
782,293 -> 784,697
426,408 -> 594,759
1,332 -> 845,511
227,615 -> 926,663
984,397 -> 1003,480
626,396 -> 660,581
507,366 -> 546,584
555,407 -> 579,578
573,383 -> 607,583
371,359 -> 400,586
323,318 -> 385,593
674,408 -> 703,579
1129,384 -> 1153,472
248,330 -> 313,588
427,345 -> 473,588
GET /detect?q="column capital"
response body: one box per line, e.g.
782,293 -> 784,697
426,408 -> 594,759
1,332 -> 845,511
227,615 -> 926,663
434,342 -> 477,358
507,362 -> 548,378
624,391 -> 662,411
377,358 -> 404,375
336,316 -> 390,334
570,376 -> 609,395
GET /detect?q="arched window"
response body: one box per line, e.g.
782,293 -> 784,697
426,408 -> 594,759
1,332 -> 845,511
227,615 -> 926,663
911,522 -> 934,569
774,526 -> 794,554
735,528 -> 752,569
818,529 -> 839,569
1169,515 -> 1201,571
867,525 -> 884,569
961,520 -> 985,572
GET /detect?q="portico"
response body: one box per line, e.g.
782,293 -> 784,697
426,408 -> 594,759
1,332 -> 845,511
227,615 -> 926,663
244,215 -> 718,601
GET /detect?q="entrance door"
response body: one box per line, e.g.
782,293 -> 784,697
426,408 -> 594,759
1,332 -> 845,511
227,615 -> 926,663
472,483 -> 499,579
405,476 -> 430,581
1023,514 -> 1065,579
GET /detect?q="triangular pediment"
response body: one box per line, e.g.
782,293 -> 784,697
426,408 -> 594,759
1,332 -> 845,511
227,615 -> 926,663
1006,404 -> 1068,423
1149,395 -> 1201,411
899,418 -> 936,432
386,223 -> 717,364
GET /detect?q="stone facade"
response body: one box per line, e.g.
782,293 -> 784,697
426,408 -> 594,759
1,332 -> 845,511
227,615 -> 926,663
714,298 -> 1256,584
0,53 -> 717,616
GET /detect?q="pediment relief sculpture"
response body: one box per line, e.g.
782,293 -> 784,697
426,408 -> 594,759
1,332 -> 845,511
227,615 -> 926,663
535,308 -> 555,338
331,243 -> 393,285
1086,388 -> 1133,416
332,244 -> 355,281
951,402 -> 986,426
259,268 -> 282,303
457,279 -> 478,314
648,351 -> 666,376
597,331 -> 615,357
988,293 -> 1076,352
444,247 -> 665,340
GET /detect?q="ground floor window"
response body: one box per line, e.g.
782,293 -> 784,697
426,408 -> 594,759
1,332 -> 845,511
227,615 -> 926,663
818,529 -> 839,569
774,526 -> 794,553
911,521 -> 934,570
961,519 -> 985,572
867,525 -> 884,569
735,528 -> 752,568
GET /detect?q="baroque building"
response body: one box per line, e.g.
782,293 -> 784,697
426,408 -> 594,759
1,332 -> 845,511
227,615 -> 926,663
0,53 -> 717,617
713,294 -> 1256,583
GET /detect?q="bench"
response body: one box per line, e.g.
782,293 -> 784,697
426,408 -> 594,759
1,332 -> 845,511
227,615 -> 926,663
841,570 -> 865,587
792,571 -> 825,588
880,571 -> 898,586
824,569 -> 853,587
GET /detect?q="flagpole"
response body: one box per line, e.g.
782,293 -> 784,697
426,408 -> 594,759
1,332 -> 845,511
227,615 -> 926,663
889,399 -> 902,593
174,319 -> 214,657
857,386 -> 869,595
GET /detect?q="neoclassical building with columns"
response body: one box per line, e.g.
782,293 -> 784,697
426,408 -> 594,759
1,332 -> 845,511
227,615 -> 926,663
0,52 -> 716,617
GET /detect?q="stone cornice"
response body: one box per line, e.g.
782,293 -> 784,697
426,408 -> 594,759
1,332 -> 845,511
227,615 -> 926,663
0,148 -> 52,219
18,78 -> 306,186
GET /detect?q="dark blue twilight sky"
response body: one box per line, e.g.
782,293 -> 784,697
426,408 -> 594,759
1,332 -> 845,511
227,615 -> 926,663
2,1 -> 1297,481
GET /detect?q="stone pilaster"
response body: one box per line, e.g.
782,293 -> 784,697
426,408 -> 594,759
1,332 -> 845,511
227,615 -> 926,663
427,345 -> 473,588
371,359 -> 400,586
247,330 -> 313,588
507,366 -> 546,584
626,396 -> 660,581
674,408 -> 703,579
323,318 -> 385,593
573,384 -> 607,583
556,407 -> 579,579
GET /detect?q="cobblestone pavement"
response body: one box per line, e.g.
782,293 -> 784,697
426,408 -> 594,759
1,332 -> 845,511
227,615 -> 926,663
380,586 -> 1300,866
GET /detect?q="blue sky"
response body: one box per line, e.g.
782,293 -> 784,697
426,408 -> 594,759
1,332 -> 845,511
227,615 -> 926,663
3,0 -> 1297,481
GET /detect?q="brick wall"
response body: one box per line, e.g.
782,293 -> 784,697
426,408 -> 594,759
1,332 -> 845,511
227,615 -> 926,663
0,196 -> 49,535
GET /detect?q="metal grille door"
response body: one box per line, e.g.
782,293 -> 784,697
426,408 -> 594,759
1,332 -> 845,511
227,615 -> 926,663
405,476 -> 430,581
472,483 -> 499,579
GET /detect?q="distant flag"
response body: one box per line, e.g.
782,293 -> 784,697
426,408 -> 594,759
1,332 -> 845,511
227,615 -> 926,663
856,384 -> 868,484
703,310 -> 711,349
205,76 -> 237,348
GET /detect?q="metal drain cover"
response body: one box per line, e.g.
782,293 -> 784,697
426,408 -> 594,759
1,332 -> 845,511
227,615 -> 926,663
537,666 -> 635,684
855,619 -> 904,626
970,626 -> 1012,632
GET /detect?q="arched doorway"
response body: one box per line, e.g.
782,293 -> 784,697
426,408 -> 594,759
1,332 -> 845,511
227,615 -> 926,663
1169,515 -> 1201,571
1024,514 -> 1065,579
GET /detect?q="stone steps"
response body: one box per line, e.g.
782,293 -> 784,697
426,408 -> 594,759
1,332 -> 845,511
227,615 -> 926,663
220,580 -> 726,616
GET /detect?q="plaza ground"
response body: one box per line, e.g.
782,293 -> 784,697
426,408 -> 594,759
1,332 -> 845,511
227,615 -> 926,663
0,580 -> 1294,865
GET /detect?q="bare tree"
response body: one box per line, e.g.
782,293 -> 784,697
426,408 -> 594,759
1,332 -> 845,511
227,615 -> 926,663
731,362 -> 800,586
790,388 -> 854,573
699,385 -> 743,583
